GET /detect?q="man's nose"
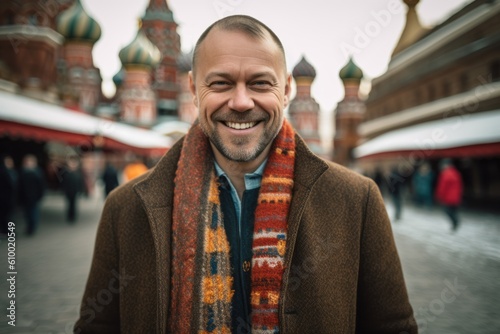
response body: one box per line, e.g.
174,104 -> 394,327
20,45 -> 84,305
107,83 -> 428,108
228,83 -> 254,112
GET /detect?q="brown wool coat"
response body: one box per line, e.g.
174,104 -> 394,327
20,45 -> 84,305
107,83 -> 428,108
75,135 -> 418,333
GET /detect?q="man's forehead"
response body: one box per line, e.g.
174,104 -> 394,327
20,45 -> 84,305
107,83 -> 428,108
196,28 -> 286,73
202,28 -> 275,51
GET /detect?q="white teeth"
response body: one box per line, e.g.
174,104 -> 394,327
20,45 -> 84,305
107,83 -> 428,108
225,121 -> 256,130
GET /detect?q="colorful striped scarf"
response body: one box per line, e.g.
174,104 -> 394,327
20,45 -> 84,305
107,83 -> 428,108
169,120 -> 295,333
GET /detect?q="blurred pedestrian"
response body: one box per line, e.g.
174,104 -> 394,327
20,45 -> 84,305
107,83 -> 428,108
101,161 -> 119,197
413,162 -> 435,209
388,166 -> 404,221
0,155 -> 17,235
18,155 -> 45,235
123,156 -> 148,182
4,155 -> 17,185
373,167 -> 384,194
62,157 -> 84,223
435,158 -> 463,231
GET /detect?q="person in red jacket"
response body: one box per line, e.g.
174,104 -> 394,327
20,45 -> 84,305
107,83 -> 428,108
435,158 -> 463,231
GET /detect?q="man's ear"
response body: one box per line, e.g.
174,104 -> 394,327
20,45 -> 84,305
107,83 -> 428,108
188,71 -> 198,106
283,73 -> 292,108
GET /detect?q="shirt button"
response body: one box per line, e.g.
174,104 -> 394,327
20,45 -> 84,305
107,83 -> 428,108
243,260 -> 251,272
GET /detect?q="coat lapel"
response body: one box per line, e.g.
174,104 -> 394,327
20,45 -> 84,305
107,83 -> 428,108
133,138 -> 184,334
280,135 -> 330,318
286,135 -> 330,259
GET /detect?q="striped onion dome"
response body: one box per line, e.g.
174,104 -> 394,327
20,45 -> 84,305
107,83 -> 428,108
339,57 -> 363,82
292,56 -> 316,79
119,29 -> 161,69
57,0 -> 101,44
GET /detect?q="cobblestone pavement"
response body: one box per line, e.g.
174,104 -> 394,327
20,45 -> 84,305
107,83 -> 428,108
0,191 -> 104,334
0,192 -> 499,333
386,201 -> 500,334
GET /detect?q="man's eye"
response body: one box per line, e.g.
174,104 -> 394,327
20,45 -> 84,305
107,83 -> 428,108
210,81 -> 230,87
251,81 -> 271,89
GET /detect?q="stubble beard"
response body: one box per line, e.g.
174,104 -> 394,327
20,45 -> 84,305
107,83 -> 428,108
200,109 -> 282,162
209,129 -> 271,162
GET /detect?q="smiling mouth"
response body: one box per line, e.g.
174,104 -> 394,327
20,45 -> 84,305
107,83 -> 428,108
224,121 -> 258,130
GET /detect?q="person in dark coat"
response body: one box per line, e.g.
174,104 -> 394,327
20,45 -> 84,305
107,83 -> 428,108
101,162 -> 119,197
18,155 -> 45,235
435,158 -> 463,231
62,158 -> 84,223
372,167 -> 384,194
388,166 -> 404,221
0,155 -> 17,235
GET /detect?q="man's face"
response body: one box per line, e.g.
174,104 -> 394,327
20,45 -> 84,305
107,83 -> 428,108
190,29 -> 291,163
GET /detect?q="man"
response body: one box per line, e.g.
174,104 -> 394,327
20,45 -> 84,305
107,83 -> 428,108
388,166 -> 404,221
75,15 -> 417,333
435,158 -> 463,231
101,161 -> 119,197
62,157 -> 84,223
18,154 -> 45,235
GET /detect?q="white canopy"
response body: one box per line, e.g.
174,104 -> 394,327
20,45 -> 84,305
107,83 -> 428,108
0,90 -> 172,152
354,110 -> 500,158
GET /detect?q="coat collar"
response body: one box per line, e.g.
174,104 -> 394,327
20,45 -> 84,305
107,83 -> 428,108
134,133 -> 328,210
293,134 -> 330,191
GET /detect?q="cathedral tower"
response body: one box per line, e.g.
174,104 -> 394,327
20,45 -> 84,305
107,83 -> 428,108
118,26 -> 161,127
333,57 -> 365,166
57,0 -> 102,112
141,0 -> 181,121
288,56 -> 322,154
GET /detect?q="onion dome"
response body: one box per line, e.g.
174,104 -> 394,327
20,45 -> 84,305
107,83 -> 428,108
177,50 -> 192,73
292,56 -> 316,79
119,29 -> 161,69
339,57 -> 363,82
56,0 -> 101,44
112,67 -> 125,87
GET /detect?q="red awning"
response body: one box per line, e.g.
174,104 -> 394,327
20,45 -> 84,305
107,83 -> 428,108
356,142 -> 500,161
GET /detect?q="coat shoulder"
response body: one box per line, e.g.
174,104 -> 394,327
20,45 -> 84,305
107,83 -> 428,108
294,135 -> 375,196
299,151 -> 376,199
323,160 -> 374,189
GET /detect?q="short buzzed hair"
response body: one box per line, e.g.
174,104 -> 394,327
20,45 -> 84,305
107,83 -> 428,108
191,15 -> 287,75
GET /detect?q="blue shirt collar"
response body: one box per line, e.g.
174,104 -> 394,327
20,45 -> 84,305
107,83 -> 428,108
214,159 -> 267,191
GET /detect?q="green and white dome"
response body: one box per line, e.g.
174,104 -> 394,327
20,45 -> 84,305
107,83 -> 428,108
57,0 -> 101,44
339,57 -> 363,82
119,29 -> 161,69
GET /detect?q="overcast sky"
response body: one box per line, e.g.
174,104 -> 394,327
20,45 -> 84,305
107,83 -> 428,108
84,0 -> 472,145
